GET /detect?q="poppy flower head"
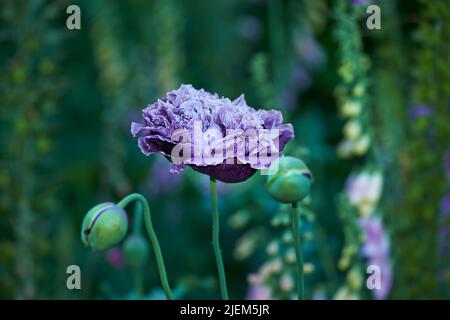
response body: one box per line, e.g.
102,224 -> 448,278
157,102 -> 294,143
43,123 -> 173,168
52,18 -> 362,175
131,84 -> 294,183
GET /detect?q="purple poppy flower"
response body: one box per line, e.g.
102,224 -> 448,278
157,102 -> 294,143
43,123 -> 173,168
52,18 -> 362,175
131,84 -> 294,183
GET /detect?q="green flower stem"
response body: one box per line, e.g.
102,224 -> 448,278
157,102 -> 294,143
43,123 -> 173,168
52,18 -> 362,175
117,193 -> 173,300
133,201 -> 144,299
133,202 -> 143,235
291,202 -> 304,300
210,178 -> 229,300
134,272 -> 144,299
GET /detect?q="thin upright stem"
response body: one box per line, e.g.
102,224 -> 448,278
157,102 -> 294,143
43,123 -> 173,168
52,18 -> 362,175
117,193 -> 173,300
134,272 -> 144,299
210,178 -> 229,300
291,202 -> 305,300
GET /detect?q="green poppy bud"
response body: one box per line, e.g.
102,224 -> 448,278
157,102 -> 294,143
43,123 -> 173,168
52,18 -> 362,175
81,202 -> 128,251
123,235 -> 149,269
266,157 -> 312,204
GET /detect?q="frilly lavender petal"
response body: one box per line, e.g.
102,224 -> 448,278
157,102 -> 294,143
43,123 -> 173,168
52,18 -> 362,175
131,84 -> 294,183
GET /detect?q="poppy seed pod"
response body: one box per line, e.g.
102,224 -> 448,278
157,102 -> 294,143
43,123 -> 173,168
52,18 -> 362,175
123,235 -> 149,269
81,202 -> 128,251
266,157 -> 312,204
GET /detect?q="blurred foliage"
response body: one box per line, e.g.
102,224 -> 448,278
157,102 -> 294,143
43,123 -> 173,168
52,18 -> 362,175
0,0 -> 449,299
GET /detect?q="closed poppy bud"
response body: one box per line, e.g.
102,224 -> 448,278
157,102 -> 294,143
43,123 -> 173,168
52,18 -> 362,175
266,157 -> 312,204
81,202 -> 128,251
123,235 -> 149,269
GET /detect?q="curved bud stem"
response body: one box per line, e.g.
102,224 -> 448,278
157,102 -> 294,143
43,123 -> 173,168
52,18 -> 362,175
133,202 -> 143,236
117,193 -> 173,300
291,202 -> 305,300
132,201 -> 144,299
210,178 -> 229,300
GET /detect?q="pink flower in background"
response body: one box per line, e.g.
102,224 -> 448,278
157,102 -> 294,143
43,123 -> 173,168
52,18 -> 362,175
280,66 -> 313,111
371,258 -> 393,300
353,0 -> 372,5
246,285 -> 271,300
346,171 -> 383,216
292,67 -> 312,90
106,247 -> 124,268
441,195 -> 450,217
439,195 -> 450,255
439,226 -> 449,256
359,216 -> 393,300
409,105 -> 432,120
360,216 -> 389,257
294,32 -> 326,69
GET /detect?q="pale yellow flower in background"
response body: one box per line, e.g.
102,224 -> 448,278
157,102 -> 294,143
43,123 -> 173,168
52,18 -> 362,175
343,120 -> 362,140
334,286 -> 360,300
280,274 -> 294,292
337,139 -> 354,158
340,100 -> 362,117
353,134 -> 371,156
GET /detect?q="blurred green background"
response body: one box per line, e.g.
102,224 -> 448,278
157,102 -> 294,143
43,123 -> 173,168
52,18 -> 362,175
0,0 -> 449,299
